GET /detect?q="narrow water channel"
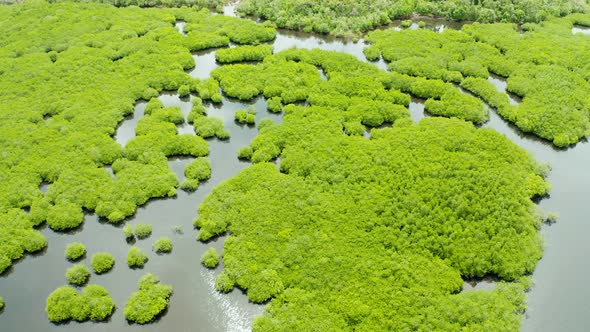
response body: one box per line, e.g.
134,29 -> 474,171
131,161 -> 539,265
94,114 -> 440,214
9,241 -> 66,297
1,9 -> 589,332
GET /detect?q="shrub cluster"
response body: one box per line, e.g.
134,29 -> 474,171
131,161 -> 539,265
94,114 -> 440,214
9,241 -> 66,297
65,242 -> 86,261
181,157 -> 211,191
135,223 -> 152,239
200,247 -> 219,268
127,247 -> 148,268
46,285 -> 114,322
152,237 -> 173,253
124,273 -> 173,324
65,264 -> 91,286
91,253 -> 115,274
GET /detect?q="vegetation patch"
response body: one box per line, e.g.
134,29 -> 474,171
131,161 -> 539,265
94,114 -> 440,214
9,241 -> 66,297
91,253 -> 115,274
152,237 -> 173,253
216,45 -> 273,64
124,273 -> 173,324
0,1 -> 277,278
364,15 -> 590,146
135,223 -> 153,239
195,107 -> 549,330
201,247 -> 219,268
65,264 -> 91,286
236,0 -> 588,35
127,247 -> 148,268
45,284 -> 114,322
181,157 -> 212,191
234,107 -> 257,125
65,242 -> 86,261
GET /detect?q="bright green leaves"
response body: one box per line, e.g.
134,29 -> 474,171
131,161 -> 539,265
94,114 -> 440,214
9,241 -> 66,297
124,273 -> 172,324
46,285 -> 114,323
152,237 -> 173,253
181,157 -> 211,191
91,253 -> 115,274
65,264 -> 91,286
195,114 -> 549,330
127,247 -> 148,268
65,242 -> 86,261
201,247 -> 219,268
366,16 -> 590,146
216,45 -> 273,64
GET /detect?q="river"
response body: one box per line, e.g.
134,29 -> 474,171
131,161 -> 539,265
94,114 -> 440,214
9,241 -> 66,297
1,6 -> 589,332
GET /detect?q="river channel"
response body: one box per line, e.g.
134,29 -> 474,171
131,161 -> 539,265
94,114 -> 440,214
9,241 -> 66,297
0,6 -> 589,332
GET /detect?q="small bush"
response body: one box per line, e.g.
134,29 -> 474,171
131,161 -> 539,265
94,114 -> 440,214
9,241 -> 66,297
135,223 -> 152,239
180,178 -> 200,192
185,157 -> 211,181
65,242 -> 86,261
201,247 -> 219,268
0,296 -> 4,310
237,146 -> 253,160
127,247 -> 148,268
214,272 -> 234,293
152,237 -> 173,253
235,109 -> 256,124
65,264 -> 90,286
267,97 -> 282,113
45,285 -> 114,322
124,273 -> 173,324
178,84 -> 191,97
401,19 -> 412,28
123,224 -> 134,239
91,253 -> 115,274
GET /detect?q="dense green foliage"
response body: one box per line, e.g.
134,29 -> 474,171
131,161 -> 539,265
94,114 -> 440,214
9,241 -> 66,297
214,272 -> 234,293
0,296 -> 4,310
124,273 -> 173,324
234,107 -> 257,125
45,285 -> 114,322
237,0 -> 588,35
365,14 -> 590,146
127,247 -> 148,268
152,237 -> 173,253
0,210 -> 46,274
123,224 -> 134,238
65,242 -> 86,261
181,157 -> 211,191
237,146 -> 254,160
201,247 -> 219,268
65,264 -> 91,286
212,48 -> 420,135
135,223 -> 153,239
0,1 -> 277,276
91,252 -> 115,274
216,45 -> 273,64
196,94 -> 549,330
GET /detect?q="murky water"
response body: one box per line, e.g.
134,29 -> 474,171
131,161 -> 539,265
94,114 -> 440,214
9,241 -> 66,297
2,10 -> 589,332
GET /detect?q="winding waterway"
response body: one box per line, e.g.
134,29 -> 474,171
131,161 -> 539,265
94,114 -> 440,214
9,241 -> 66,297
1,6 -> 589,332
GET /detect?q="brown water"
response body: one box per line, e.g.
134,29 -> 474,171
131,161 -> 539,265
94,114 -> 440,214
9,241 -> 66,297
1,13 -> 589,332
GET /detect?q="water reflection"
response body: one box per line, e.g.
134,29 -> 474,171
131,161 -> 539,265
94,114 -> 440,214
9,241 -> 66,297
114,102 -> 146,147
189,50 -> 218,79
175,21 -> 186,36
572,25 -> 590,35
462,277 -> 497,292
